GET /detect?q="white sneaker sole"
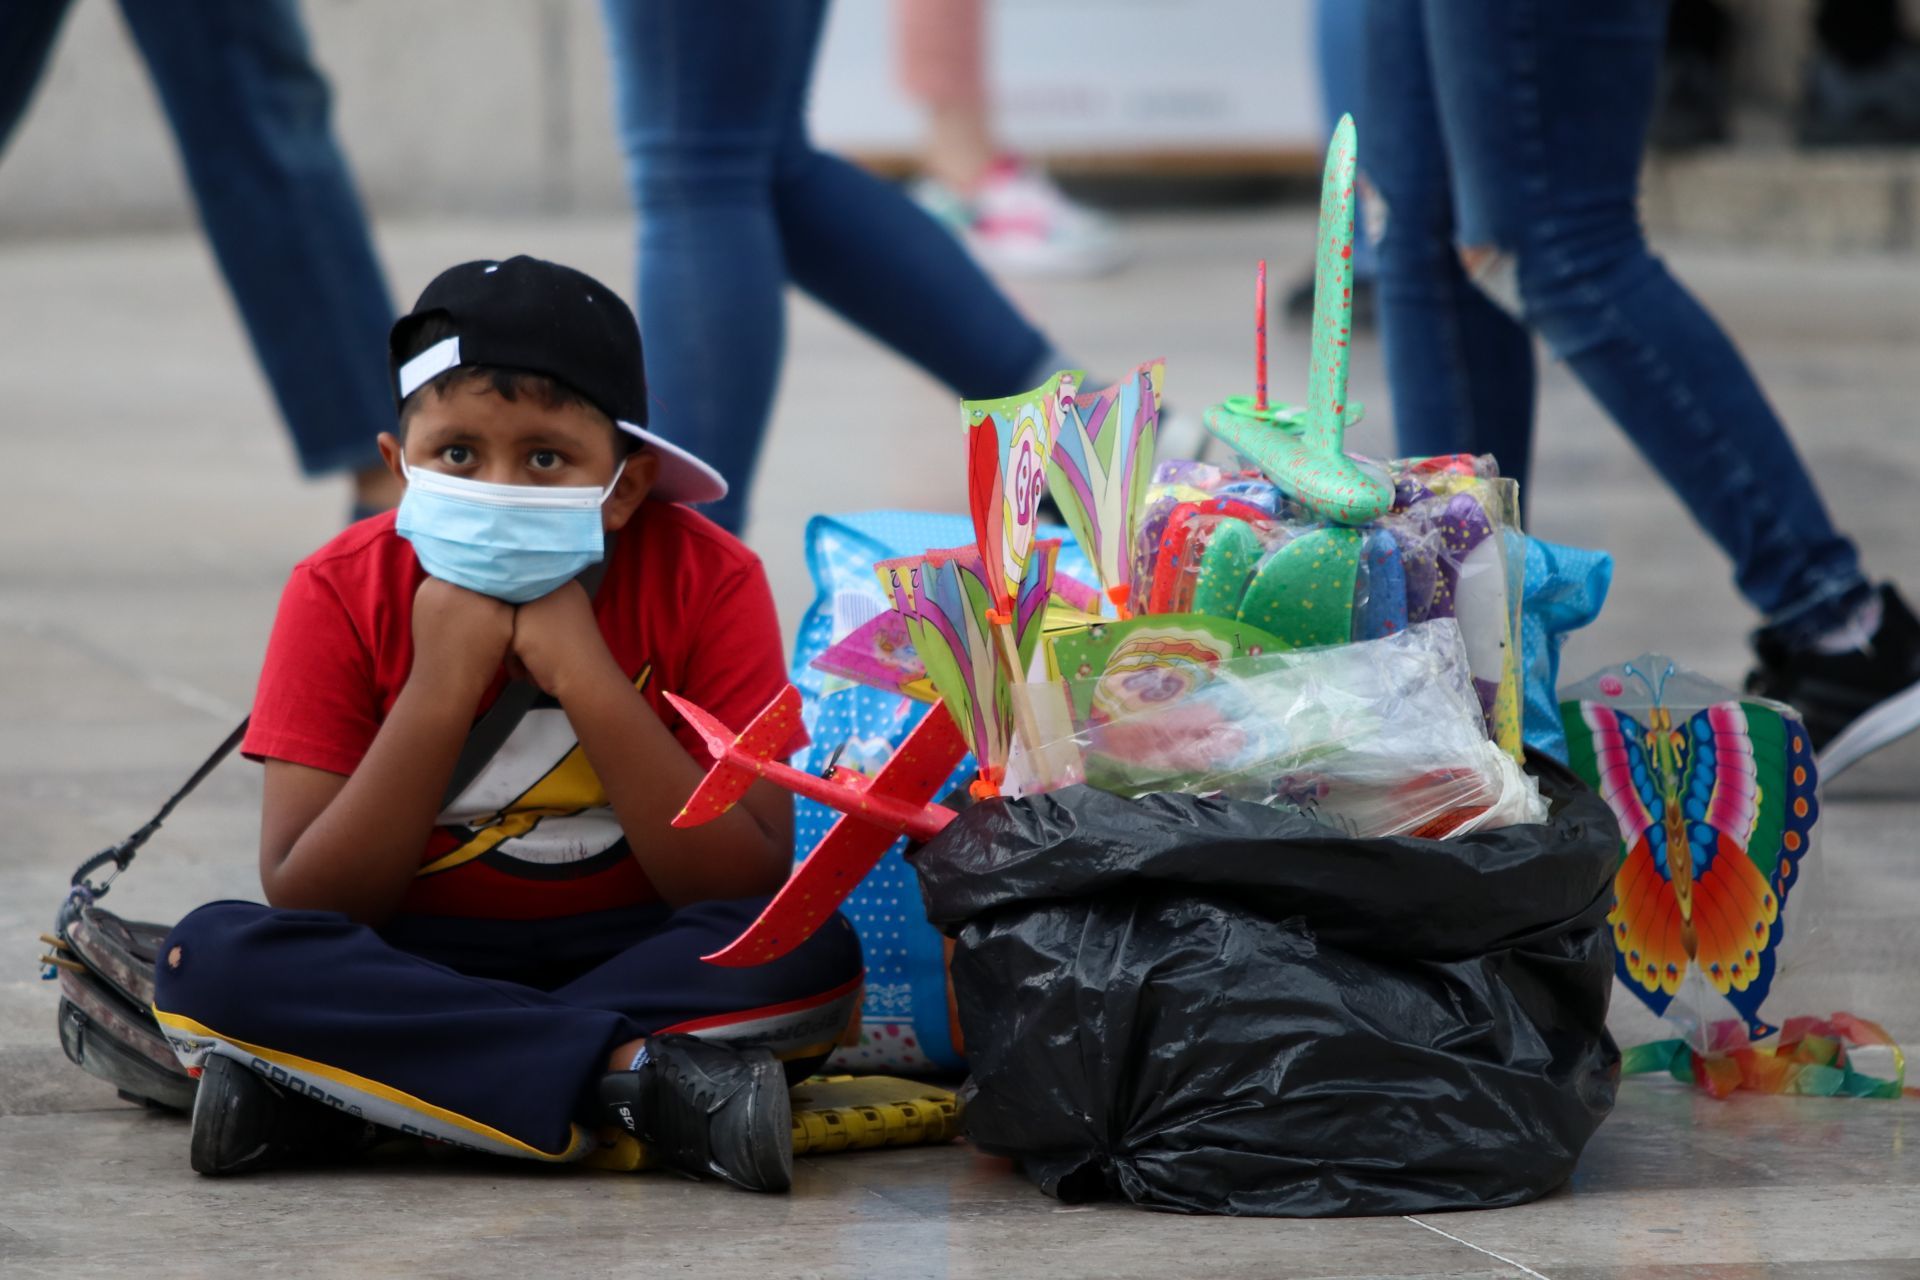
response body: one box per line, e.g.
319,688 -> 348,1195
1816,675 -> 1920,781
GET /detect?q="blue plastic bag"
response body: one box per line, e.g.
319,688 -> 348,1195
1520,537 -> 1613,763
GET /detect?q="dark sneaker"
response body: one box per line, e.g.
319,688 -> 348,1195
188,1053 -> 377,1176
597,1034 -> 792,1193
1748,585 -> 1920,780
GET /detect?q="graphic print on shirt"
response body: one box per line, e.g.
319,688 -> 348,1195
419,667 -> 652,881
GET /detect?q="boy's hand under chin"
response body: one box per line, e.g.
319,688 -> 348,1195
510,580 -> 620,700
413,577 -> 515,700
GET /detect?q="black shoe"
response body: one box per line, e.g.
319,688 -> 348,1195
597,1034 -> 792,1193
1748,585 -> 1920,780
189,1053 -> 377,1176
1798,45 -> 1920,146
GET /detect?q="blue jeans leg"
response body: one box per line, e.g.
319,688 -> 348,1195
115,0 -> 394,477
600,0 -> 1051,535
1379,0 -> 1869,640
1366,0 -> 1537,489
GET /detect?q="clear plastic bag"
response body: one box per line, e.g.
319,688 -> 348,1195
1124,458 -> 1528,762
1009,619 -> 1546,839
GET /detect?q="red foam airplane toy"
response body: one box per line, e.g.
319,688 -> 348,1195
666,684 -> 970,968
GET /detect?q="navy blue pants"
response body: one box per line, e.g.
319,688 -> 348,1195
152,899 -> 863,1161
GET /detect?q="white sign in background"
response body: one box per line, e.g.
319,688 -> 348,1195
808,0 -> 1322,157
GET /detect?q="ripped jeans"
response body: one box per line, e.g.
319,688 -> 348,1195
1364,0 -> 1869,644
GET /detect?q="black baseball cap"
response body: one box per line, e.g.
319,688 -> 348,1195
389,255 -> 726,505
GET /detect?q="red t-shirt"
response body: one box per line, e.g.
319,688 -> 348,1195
243,503 -> 797,920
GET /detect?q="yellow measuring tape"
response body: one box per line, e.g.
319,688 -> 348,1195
584,1075 -> 963,1173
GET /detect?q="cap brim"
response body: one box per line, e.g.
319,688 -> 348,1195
615,422 -> 729,505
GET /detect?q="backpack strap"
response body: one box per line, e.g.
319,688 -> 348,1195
64,552 -> 617,905
66,717 -> 251,901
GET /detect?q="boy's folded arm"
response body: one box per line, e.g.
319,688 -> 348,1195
259,671 -> 487,924
261,579 -> 514,925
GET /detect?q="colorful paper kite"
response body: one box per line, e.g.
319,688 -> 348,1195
1047,359 -> 1164,618
1204,115 -> 1393,526
1560,657 -> 1819,1041
964,371 -> 1080,617
809,609 -> 938,703
1048,613 -> 1287,724
879,542 -> 1058,786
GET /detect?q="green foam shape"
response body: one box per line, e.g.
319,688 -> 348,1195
1191,518 -> 1263,621
1236,526 -> 1362,650
1205,115 -> 1393,527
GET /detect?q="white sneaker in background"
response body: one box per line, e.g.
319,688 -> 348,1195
913,156 -> 1127,279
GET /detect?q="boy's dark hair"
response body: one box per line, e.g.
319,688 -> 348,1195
395,314 -> 634,454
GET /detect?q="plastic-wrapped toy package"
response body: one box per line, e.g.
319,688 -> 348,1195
1010,619 -> 1546,839
1125,455 -> 1528,761
1560,655 -> 1910,1098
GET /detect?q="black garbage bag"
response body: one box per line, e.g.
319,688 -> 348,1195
910,758 -> 1620,1217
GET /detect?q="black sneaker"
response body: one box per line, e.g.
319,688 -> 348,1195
1748,585 -> 1920,780
188,1053 -> 377,1176
597,1034 -> 792,1193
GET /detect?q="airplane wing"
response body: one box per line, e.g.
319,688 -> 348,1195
703,700 -> 969,968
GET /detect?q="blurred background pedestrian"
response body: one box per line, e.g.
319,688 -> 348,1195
595,0 -> 1085,537
1364,0 -> 1920,772
1655,0 -> 1920,148
0,0 -> 397,519
893,0 -> 1125,278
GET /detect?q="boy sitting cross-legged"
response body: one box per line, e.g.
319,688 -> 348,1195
152,256 -> 861,1191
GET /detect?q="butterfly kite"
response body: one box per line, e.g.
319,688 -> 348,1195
1561,658 -> 1818,1039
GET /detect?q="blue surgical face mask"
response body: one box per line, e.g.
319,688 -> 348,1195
394,458 -> 626,603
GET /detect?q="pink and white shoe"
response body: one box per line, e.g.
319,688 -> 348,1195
914,156 -> 1126,279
